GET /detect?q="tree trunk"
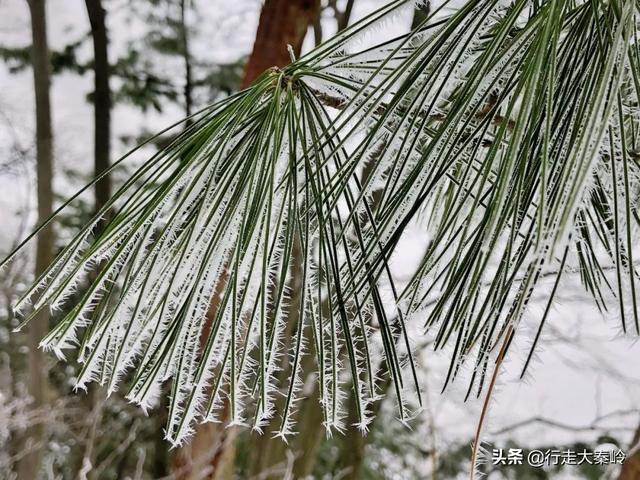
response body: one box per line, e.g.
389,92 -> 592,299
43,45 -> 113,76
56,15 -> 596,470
85,0 -> 111,217
16,1 -> 54,478
336,0 -> 355,31
246,254 -> 305,478
76,5 -> 111,477
289,381 -> 326,478
243,3 -> 322,475
241,0 -> 320,88
335,383 -> 388,479
619,423 -> 640,480
334,138 -> 395,479
336,397 -> 368,479
171,408 -> 237,480
171,274 -> 237,480
179,0 -> 193,119
171,3 -> 320,478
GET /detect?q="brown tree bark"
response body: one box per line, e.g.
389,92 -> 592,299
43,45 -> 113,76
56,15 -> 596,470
619,423 -> 640,480
335,382 -> 388,479
289,378 -> 326,478
16,1 -> 54,478
170,3 -> 319,478
334,156 -> 387,480
85,0 -> 111,217
241,0 -> 320,88
246,242 -> 305,478
171,274 -> 237,480
242,3 -> 322,475
171,406 -> 237,480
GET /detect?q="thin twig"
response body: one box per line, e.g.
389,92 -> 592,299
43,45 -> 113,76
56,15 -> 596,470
469,323 -> 513,480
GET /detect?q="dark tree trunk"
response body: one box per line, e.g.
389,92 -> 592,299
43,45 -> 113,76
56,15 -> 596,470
619,423 -> 640,480
241,0 -> 320,88
85,0 -> 111,217
336,385 -> 387,479
334,137 -> 392,480
16,1 -> 54,478
336,0 -> 355,31
180,0 -> 193,119
289,380 -> 326,478
79,5 -> 111,475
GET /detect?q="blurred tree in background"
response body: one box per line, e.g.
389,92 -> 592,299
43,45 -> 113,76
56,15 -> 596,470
1,1 -> 640,479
